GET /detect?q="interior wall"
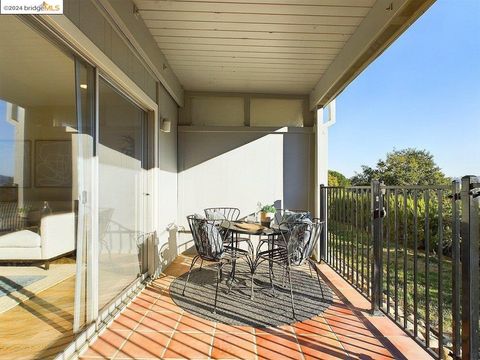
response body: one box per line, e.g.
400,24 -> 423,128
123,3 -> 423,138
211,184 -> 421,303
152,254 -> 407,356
177,127 -> 315,234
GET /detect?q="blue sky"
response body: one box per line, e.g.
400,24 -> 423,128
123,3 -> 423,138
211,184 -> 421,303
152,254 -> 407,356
330,0 -> 480,178
0,101 -> 15,177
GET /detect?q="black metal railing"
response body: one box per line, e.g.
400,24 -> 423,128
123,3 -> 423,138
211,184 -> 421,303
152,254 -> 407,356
319,175 -> 479,360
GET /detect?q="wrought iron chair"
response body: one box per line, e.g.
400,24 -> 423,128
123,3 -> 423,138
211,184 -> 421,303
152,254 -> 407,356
257,209 -> 312,253
183,215 -> 252,313
273,209 -> 311,226
204,207 -> 255,259
251,218 -> 325,319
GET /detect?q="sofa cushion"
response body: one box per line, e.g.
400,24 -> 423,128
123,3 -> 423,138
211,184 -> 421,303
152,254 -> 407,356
0,230 -> 41,248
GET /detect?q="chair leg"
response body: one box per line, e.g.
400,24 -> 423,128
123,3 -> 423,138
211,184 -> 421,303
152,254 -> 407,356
182,255 -> 199,296
308,259 -> 324,298
199,259 -> 204,270
286,266 -> 296,319
213,263 -> 223,314
268,261 -> 275,296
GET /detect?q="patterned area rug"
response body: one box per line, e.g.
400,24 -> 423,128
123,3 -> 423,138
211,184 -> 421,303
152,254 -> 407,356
0,263 -> 76,314
170,260 -> 333,327
0,275 -> 46,297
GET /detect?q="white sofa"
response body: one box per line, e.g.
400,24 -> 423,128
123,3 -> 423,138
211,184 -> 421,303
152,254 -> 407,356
0,212 -> 76,269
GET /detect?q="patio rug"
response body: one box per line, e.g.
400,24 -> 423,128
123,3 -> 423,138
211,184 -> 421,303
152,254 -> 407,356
0,263 -> 76,314
170,261 -> 333,327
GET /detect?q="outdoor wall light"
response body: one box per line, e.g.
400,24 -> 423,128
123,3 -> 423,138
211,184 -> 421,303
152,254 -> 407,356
160,117 -> 171,133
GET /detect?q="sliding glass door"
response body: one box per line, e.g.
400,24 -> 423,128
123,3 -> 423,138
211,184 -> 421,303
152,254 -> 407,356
97,78 -> 149,309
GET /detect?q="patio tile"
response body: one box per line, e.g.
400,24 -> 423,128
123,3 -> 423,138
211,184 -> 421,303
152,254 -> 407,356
163,331 -> 213,359
335,333 -> 395,360
297,333 -> 348,360
153,275 -> 175,288
131,296 -> 156,310
215,322 -> 254,334
136,310 -> 180,332
115,331 -> 171,359
110,309 -> 144,331
211,332 -> 256,359
384,336 -> 434,360
339,289 -> 371,309
151,296 -> 183,314
324,313 -> 374,337
126,301 -> 152,315
256,332 -> 303,360
255,324 -> 295,335
82,329 -> 130,358
293,315 -> 331,336
176,312 -> 215,333
365,315 -> 409,337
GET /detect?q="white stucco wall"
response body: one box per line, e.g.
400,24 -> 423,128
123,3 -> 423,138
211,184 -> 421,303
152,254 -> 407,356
177,127 -> 315,233
157,84 -> 180,268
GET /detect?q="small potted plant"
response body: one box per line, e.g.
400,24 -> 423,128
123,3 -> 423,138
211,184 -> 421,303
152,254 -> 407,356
18,205 -> 32,219
259,204 -> 276,227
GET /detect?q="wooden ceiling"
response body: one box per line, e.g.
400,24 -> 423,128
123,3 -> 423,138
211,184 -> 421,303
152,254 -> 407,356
134,0 -> 376,94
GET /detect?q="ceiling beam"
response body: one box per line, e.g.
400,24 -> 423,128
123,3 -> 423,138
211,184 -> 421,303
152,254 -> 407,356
309,0 -> 435,110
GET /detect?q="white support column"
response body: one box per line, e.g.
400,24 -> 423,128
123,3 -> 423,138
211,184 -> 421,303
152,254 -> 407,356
314,101 -> 335,260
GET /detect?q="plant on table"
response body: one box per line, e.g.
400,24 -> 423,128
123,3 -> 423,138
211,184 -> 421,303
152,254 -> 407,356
258,203 -> 276,226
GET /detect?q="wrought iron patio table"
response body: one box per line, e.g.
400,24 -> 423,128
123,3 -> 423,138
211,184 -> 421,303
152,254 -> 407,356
220,220 -> 287,290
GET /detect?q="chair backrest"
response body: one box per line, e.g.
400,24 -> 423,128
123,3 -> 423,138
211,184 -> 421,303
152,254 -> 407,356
282,219 -> 324,266
204,207 -> 240,221
187,215 -> 228,261
273,209 -> 311,225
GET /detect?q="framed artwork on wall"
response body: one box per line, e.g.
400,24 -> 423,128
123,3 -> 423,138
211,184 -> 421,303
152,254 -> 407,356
34,140 -> 72,188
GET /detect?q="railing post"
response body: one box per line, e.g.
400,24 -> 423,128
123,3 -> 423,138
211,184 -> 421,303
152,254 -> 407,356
452,179 -> 462,360
461,175 -> 479,360
371,180 -> 383,315
320,184 -> 327,261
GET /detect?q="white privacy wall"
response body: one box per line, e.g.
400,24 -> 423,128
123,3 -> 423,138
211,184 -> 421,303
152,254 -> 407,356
177,128 -> 315,232
157,84 -> 180,267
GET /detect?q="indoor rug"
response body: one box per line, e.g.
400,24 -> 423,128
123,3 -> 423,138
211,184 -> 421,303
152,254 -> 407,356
0,275 -> 46,297
0,263 -> 76,314
170,260 -> 333,327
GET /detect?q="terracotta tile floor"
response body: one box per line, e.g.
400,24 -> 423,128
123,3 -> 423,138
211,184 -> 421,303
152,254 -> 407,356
80,255 -> 432,360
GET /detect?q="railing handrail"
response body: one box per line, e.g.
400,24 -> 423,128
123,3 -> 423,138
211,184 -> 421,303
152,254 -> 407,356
322,184 -> 452,190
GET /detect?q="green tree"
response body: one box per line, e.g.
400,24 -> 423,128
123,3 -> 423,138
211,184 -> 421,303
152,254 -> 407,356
350,148 -> 449,186
328,170 -> 351,187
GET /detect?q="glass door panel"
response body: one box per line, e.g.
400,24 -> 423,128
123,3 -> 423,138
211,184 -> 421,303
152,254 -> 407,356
98,78 -> 147,309
73,58 -> 95,332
